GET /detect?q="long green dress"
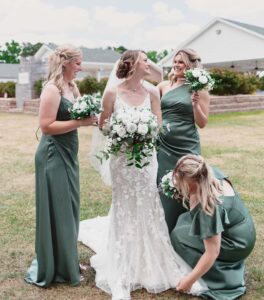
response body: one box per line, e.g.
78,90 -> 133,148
157,85 -> 200,232
25,97 -> 80,287
170,170 -> 256,300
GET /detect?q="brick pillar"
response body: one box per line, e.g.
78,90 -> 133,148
15,57 -> 47,109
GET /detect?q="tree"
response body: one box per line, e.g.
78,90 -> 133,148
146,51 -> 158,63
21,42 -> 43,57
114,46 -> 127,54
0,40 -> 21,63
146,49 -> 169,63
157,49 -> 168,62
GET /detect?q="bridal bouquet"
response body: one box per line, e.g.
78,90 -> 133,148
160,171 -> 181,199
184,68 -> 214,92
98,106 -> 160,168
69,93 -> 102,119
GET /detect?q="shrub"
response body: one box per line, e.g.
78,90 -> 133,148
33,78 -> 44,97
209,68 -> 259,95
0,81 -> 15,97
76,76 -> 99,95
96,77 -> 108,95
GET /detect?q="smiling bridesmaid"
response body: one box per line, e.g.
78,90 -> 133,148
25,44 -> 97,287
157,48 -> 210,233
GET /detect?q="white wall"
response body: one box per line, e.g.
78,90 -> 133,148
187,21 -> 264,64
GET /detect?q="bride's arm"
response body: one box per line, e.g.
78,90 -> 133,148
150,91 -> 162,125
99,89 -> 116,129
145,61 -> 163,83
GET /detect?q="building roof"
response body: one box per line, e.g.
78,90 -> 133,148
0,63 -> 19,80
158,17 -> 264,71
35,43 -> 121,63
80,47 -> 120,63
223,18 -> 264,37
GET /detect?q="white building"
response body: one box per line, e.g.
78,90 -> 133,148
159,18 -> 264,72
35,43 -> 121,81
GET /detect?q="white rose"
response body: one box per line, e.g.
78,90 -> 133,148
73,102 -> 80,110
198,75 -> 208,84
79,101 -> 88,110
192,69 -> 201,78
116,125 -> 126,137
137,123 -> 149,135
126,122 -> 137,134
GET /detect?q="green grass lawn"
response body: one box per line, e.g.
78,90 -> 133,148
0,111 -> 263,300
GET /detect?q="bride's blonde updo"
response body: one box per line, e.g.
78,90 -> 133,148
116,50 -> 141,79
173,154 -> 222,216
45,44 -> 82,95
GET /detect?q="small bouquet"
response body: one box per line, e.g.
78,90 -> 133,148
184,68 -> 214,92
69,93 -> 102,119
160,171 -> 181,199
97,106 -> 160,168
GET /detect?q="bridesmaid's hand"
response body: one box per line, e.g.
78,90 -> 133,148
176,276 -> 194,293
191,92 -> 200,107
80,115 -> 98,127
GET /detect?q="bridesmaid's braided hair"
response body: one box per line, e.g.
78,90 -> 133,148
44,44 -> 82,95
116,50 -> 142,79
173,154 -> 222,216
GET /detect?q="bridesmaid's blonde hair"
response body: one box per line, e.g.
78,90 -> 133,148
170,48 -> 201,83
44,44 -> 82,95
173,154 -> 222,215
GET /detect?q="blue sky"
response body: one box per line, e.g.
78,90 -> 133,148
1,0 -> 264,51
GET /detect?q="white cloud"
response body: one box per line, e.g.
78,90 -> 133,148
94,6 -> 145,29
186,0 -> 264,16
133,23 -> 200,51
152,2 -> 184,23
0,0 -> 92,45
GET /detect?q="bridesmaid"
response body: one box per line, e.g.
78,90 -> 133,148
157,48 -> 210,232
25,45 -> 97,287
171,154 -> 256,300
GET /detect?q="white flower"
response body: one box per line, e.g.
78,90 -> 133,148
192,69 -> 201,78
199,75 -> 208,84
79,101 -> 88,110
126,122 -> 137,134
73,102 -> 80,110
116,125 -> 126,137
137,124 -> 149,135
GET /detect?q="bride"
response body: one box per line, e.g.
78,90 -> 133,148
79,50 -> 208,300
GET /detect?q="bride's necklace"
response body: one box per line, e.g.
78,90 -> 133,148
125,83 -> 142,93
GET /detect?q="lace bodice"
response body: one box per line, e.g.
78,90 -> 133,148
114,90 -> 151,112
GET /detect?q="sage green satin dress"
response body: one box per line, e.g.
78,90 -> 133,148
170,170 -> 256,300
157,85 -> 201,232
25,97 -> 80,287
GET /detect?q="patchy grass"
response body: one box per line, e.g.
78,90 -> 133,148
0,111 -> 263,299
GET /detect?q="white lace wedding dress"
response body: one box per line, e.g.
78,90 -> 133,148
79,93 -> 208,300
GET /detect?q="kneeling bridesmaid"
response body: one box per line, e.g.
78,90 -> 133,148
170,154 -> 256,300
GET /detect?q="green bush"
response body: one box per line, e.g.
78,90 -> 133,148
76,76 -> 99,95
96,77 -> 108,95
258,76 -> 264,90
0,81 -> 15,97
33,78 -> 44,97
209,68 -> 259,95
